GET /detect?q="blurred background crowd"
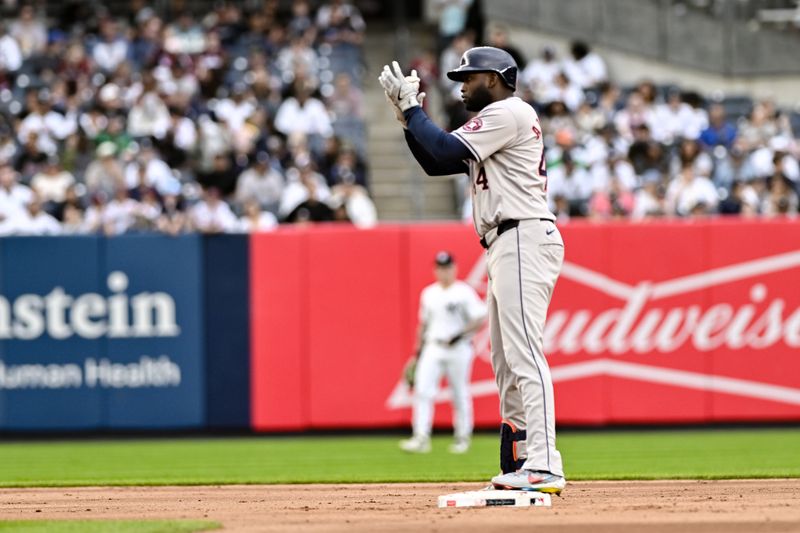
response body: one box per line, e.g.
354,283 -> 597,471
1,0 -> 799,237
0,0 -> 376,236
420,14 -> 800,222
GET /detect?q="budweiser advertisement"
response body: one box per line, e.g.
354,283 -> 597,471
250,220 -> 800,430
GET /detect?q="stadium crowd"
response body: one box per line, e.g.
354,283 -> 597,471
433,27 -> 800,222
0,0 -> 377,236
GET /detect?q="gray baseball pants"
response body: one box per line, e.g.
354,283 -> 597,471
485,218 -> 564,476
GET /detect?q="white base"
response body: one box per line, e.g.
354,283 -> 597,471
437,489 -> 552,508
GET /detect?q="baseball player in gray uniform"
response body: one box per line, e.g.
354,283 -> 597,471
379,47 -> 566,494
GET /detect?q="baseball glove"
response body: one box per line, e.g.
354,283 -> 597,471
403,356 -> 418,389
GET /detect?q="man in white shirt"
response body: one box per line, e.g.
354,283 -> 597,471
274,83 -> 333,139
17,93 -> 78,154
13,194 -> 61,235
0,27 -> 22,72
190,186 -> 238,233
92,19 -> 129,73
562,41 -> 607,89
0,165 -> 33,213
665,165 -> 720,216
653,90 -> 700,144
400,251 -> 487,454
30,156 -> 75,205
123,144 -> 175,194
214,83 -> 257,134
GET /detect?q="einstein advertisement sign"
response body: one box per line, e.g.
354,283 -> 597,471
0,236 -> 204,430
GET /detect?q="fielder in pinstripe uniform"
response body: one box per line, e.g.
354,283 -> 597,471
380,47 -> 566,494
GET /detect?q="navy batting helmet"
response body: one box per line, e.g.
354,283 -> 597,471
446,46 -> 518,90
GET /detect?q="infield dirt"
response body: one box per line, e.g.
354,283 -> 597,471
2,480 -> 799,532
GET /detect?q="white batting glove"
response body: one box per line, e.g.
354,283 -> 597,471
379,61 -> 421,111
386,88 -> 426,128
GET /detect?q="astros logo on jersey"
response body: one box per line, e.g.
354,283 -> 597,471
463,118 -> 483,132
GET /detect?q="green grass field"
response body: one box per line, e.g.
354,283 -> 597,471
1,428 -> 799,487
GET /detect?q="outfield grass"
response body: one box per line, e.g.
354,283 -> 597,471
0,521 -> 218,532
0,429 -> 798,487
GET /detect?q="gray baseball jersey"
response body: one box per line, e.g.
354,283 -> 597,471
451,96 -> 554,236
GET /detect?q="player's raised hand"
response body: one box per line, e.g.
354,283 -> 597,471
379,61 -> 421,111
385,89 -> 426,128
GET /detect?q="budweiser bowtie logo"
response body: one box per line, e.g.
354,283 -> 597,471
387,248 -> 800,410
546,250 -> 800,355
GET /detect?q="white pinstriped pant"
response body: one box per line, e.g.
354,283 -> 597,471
412,343 -> 474,440
485,218 -> 564,476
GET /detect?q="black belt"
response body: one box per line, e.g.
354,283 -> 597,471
480,219 -> 519,249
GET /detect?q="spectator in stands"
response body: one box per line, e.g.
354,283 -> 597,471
274,80 -> 333,149
235,151 -> 285,214
197,152 -> 238,198
713,145 -> 749,188
595,82 -> 622,124
85,142 -> 124,196
546,151 -> 594,216
672,139 -> 714,180
737,102 -> 778,151
127,83 -> 170,140
699,103 -> 737,149
562,41 -> 607,90
276,35 -> 319,81
627,124 -> 666,177
762,173 -> 799,217
123,142 -> 175,193
329,172 -> 376,228
164,11 -> 206,55
718,179 -> 760,216
0,127 -> 17,166
0,23 -> 23,76
9,5 -> 47,60
325,72 -> 364,121
434,0 -> 473,54
326,145 -> 367,188
521,46 -> 560,104
130,187 -> 162,231
92,18 -> 129,74
279,155 -> 331,219
614,90 -> 656,143
631,170 -> 667,220
588,174 -> 635,219
60,203 -> 85,234
30,156 -> 76,211
541,72 -> 584,112
191,186 -> 238,233
16,193 -> 61,235
665,164 -> 719,216
316,0 -> 366,47
18,91 -> 78,157
653,89 -> 699,144
157,184 -> 191,236
103,186 -> 139,235
0,165 -> 33,215
215,82 -> 257,134
238,198 -> 278,232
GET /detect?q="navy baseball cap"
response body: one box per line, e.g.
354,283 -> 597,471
434,251 -> 455,266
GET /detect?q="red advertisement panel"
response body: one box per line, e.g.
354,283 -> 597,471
250,231 -> 308,431
250,220 -> 800,430
304,226 -> 409,428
